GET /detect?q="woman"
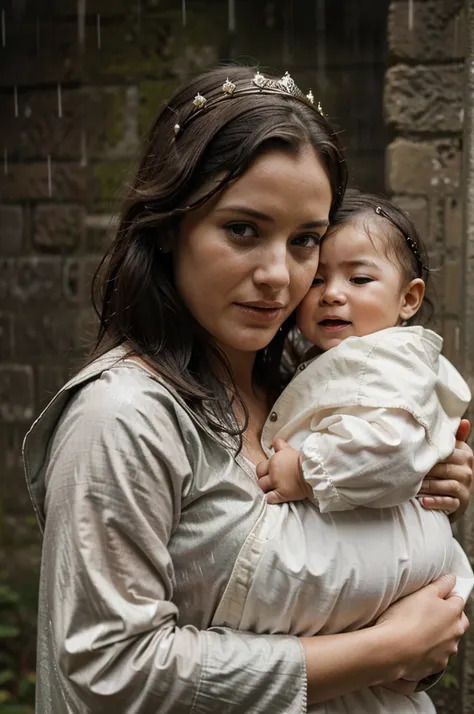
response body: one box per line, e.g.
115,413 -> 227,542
23,67 -> 472,713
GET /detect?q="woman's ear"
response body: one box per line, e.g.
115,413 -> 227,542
399,278 -> 425,321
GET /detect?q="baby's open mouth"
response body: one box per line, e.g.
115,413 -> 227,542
318,318 -> 351,327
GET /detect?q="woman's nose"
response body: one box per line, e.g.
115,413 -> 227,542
254,248 -> 291,291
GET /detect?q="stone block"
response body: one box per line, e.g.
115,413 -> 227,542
0,312 -> 14,360
388,0 -> 465,61
442,317 -> 461,365
90,162 -> 133,203
63,259 -> 82,302
14,309 -> 78,362
37,364 -> 69,412
77,307 -> 99,354
0,425 -> 38,532
33,204 -> 85,254
443,259 -> 462,314
85,214 -> 116,253
63,257 -> 99,304
0,163 -> 88,202
0,87 -> 133,162
385,64 -> 463,133
386,138 -> 462,195
392,194 -> 429,237
0,365 -> 34,422
0,257 -> 62,306
81,15 -> 176,83
0,20 -> 82,86
0,205 -> 23,255
139,79 -> 181,135
444,195 -> 462,249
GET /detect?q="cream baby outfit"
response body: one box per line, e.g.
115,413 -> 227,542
212,326 -> 474,713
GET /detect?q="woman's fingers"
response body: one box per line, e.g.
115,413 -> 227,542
420,478 -> 460,495
456,419 -> 471,442
420,496 -> 460,514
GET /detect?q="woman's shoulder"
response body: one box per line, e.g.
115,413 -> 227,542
22,348 -> 206,529
33,348 -> 197,441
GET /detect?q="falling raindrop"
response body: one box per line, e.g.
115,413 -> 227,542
136,0 -> 141,33
182,0 -> 186,27
13,85 -> 18,117
57,83 -> 62,118
47,155 -> 52,197
80,130 -> 88,167
316,0 -> 326,90
228,0 -> 236,33
1,9 -> 6,48
36,15 -> 40,52
77,0 -> 86,50
453,12 -> 460,57
3,148 -> 8,176
282,0 -> 292,66
97,14 -> 101,49
408,0 -> 414,31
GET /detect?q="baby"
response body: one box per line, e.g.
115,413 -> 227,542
257,189 -> 474,599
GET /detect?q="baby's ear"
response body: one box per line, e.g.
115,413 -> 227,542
399,278 -> 425,321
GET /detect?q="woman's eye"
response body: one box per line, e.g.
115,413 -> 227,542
225,223 -> 257,240
311,277 -> 324,287
351,276 -> 374,285
292,234 -> 321,248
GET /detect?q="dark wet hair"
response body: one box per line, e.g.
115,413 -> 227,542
90,65 -> 348,444
329,189 -> 432,323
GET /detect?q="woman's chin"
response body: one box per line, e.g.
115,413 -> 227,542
220,326 -> 281,354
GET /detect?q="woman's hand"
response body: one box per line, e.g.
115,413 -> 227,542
376,574 -> 469,683
418,419 -> 473,521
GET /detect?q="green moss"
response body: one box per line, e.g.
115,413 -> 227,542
104,90 -> 127,150
139,79 -> 177,135
91,162 -> 135,202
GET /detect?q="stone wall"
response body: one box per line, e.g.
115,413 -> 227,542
0,0 -> 389,572
385,2 -> 472,711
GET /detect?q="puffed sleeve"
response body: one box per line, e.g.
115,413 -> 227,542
41,371 -> 307,713
300,405 -> 443,512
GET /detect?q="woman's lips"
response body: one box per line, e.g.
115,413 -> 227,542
234,303 -> 284,323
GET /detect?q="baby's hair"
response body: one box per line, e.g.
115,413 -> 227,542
329,189 -> 432,323
331,189 -> 429,283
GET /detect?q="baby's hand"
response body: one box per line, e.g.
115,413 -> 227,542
256,438 -> 313,505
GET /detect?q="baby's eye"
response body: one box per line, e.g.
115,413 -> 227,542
311,277 -> 324,287
292,235 -> 321,249
351,276 -> 374,285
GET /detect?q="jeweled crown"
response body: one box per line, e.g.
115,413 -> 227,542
173,71 -> 323,138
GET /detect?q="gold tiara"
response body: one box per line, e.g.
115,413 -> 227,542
173,72 -> 323,138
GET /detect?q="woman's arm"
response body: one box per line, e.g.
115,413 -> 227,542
40,377 -> 468,712
41,379 -> 308,714
303,574 -> 468,705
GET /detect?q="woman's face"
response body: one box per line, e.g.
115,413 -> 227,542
174,147 -> 332,359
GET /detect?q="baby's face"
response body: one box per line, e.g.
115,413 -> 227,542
296,220 -> 407,351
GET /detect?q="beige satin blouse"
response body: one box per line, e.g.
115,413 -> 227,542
23,347 -> 307,714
